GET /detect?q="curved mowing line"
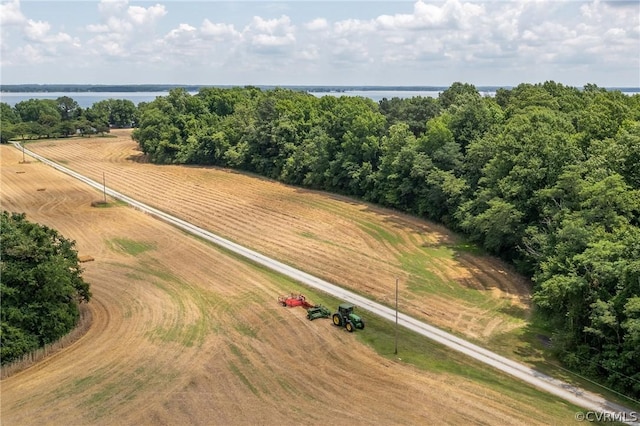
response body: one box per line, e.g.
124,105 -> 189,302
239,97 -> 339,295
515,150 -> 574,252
15,143 -> 638,425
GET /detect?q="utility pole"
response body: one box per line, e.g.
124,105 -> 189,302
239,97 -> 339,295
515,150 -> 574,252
395,277 -> 399,355
103,172 -> 107,203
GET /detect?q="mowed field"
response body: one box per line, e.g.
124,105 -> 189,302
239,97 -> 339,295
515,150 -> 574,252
1,133 -> 579,425
24,130 -> 532,344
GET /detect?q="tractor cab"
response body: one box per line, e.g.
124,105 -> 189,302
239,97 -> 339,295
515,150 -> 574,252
338,303 -> 355,316
333,303 -> 365,332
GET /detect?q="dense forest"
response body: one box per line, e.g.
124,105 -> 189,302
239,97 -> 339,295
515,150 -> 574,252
1,212 -> 91,364
129,82 -> 640,399
0,82 -> 638,399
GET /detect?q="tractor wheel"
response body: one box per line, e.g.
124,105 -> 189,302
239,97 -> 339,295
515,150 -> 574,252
345,321 -> 354,332
359,319 -> 365,330
332,313 -> 342,326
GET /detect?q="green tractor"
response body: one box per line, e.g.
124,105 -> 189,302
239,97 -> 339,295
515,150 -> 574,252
332,303 -> 365,332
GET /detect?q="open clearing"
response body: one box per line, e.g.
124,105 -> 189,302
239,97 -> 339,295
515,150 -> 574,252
25,130 -> 532,346
1,136 -> 581,424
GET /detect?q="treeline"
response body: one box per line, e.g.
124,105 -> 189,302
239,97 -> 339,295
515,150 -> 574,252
0,97 -> 138,143
131,82 -> 640,398
1,212 -> 91,364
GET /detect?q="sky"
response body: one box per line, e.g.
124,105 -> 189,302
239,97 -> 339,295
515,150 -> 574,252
0,0 -> 639,87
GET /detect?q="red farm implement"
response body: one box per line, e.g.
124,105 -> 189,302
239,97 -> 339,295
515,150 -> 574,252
278,293 -> 313,308
278,293 -> 331,320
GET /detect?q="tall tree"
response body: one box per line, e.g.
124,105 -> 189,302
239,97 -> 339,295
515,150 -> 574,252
1,212 -> 91,364
56,96 -> 80,121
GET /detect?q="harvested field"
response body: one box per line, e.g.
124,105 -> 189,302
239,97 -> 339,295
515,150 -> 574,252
1,138 -> 579,425
25,130 -> 532,345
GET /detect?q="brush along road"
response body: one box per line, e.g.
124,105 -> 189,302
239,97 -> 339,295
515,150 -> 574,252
16,142 -> 638,425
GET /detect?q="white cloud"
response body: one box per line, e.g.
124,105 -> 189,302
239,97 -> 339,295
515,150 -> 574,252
87,0 -> 166,35
21,19 -> 75,48
304,18 -> 328,31
249,15 -> 292,34
252,33 -> 294,48
24,20 -> 50,41
333,19 -> 375,36
0,0 -> 638,86
244,15 -> 296,52
376,0 -> 483,31
86,24 -> 110,34
98,0 -> 127,17
299,45 -> 319,60
81,0 -> 170,61
201,19 -> 239,41
11,44 -> 45,65
166,23 -> 196,39
0,0 -> 25,26
522,22 -> 576,45
397,0 -> 448,29
127,4 -> 166,26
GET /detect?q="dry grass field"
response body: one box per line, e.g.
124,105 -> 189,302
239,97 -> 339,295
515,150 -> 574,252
0,134 -> 581,425
25,130 -> 532,344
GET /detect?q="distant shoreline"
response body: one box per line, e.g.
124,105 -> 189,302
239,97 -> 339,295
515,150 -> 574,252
2,84 -> 639,94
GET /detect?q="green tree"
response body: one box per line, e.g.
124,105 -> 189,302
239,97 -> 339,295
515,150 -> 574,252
379,96 -> 440,136
58,120 -> 77,137
76,118 -> 96,137
419,114 -> 462,171
0,103 -> 21,143
447,96 -> 504,150
56,96 -> 80,121
14,99 -> 60,123
323,96 -> 385,195
373,122 -> 419,208
88,98 -> 137,128
1,211 -> 91,364
13,99 -> 61,139
1,102 -> 20,124
576,92 -> 629,144
438,82 -> 480,109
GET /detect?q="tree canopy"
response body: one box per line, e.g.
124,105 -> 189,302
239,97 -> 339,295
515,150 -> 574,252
1,211 -> 91,364
0,96 -> 139,142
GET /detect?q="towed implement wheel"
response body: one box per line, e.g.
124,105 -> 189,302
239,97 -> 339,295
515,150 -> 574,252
345,321 -> 354,332
332,313 -> 342,326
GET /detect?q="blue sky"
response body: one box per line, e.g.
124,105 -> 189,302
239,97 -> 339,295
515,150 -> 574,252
1,0 -> 639,87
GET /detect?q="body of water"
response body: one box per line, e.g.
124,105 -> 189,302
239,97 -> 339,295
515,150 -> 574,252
1,88 -> 638,108
309,89 -> 502,102
0,90 -> 465,108
0,91 -> 192,108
